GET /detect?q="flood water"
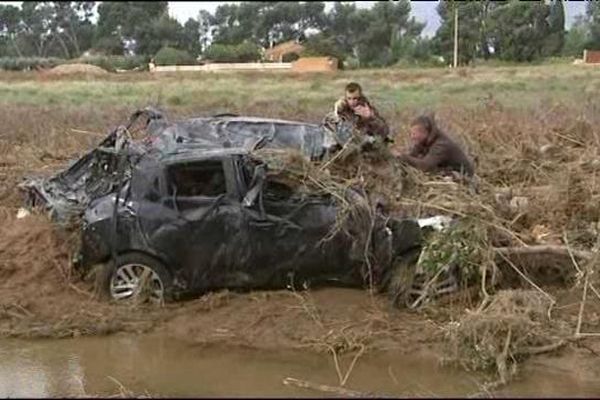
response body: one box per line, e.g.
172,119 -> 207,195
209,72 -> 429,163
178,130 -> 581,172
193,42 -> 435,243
0,333 -> 599,398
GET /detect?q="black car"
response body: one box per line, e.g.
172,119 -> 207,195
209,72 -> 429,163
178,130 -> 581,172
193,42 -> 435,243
20,109 -> 423,303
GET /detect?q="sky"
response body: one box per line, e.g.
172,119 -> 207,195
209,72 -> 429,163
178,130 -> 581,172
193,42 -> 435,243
166,1 -> 588,38
0,1 -> 589,38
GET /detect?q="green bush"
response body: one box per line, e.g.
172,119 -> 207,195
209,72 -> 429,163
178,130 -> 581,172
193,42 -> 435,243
393,56 -> 446,69
342,57 -> 360,70
303,35 -> 345,69
203,42 -> 261,63
154,46 -> 195,66
0,55 -> 150,72
0,57 -> 66,71
281,52 -> 300,63
74,55 -> 150,72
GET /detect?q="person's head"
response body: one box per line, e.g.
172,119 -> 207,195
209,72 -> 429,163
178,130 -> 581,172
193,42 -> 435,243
409,114 -> 437,145
344,82 -> 363,109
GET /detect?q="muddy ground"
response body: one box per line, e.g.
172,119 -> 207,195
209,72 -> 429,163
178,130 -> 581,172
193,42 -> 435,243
1,209 -> 599,391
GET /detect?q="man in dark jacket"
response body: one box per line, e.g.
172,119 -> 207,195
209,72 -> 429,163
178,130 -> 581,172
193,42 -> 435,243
395,114 -> 474,177
327,82 -> 392,143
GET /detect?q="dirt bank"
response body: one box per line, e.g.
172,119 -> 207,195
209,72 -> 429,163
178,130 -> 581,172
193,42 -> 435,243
0,213 -> 435,350
0,213 -> 598,390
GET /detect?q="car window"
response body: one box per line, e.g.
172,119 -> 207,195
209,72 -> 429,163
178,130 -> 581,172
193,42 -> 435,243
167,160 -> 227,197
264,179 -> 296,202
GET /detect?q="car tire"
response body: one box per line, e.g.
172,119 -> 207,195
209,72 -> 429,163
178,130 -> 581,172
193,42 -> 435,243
382,247 -> 421,308
97,252 -> 173,304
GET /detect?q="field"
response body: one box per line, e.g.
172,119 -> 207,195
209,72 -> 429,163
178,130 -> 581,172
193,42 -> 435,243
1,64 -> 600,393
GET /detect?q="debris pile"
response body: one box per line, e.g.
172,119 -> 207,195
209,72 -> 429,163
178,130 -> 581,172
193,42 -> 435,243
443,289 -> 570,385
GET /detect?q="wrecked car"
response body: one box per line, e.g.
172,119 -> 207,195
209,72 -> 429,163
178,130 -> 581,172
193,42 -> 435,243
20,109 -> 424,303
20,108 -> 353,223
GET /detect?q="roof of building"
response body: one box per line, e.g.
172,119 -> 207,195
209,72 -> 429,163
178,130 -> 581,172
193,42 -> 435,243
264,40 -> 305,59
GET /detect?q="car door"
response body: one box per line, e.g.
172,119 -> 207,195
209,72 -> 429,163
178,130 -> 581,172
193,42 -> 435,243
241,174 -> 355,290
148,157 -> 249,293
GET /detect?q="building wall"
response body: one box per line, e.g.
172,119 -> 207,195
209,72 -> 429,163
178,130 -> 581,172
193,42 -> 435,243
291,57 -> 338,72
150,63 -> 292,72
584,50 -> 600,64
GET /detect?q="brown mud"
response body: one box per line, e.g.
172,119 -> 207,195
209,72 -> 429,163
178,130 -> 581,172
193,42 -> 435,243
0,214 -> 599,391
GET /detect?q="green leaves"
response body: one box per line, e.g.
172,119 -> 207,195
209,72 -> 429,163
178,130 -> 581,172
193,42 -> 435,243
417,218 -> 485,286
203,42 -> 261,63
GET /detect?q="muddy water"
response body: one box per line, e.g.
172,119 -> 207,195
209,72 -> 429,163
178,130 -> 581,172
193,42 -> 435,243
0,334 -> 598,398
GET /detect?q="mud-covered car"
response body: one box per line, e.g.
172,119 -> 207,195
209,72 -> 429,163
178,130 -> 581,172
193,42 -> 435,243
20,109 -> 423,303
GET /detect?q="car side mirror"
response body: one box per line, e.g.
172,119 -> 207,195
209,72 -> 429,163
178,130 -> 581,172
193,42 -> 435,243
242,164 -> 266,208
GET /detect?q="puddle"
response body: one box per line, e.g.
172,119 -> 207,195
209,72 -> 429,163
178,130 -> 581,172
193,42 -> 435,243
0,334 -> 598,397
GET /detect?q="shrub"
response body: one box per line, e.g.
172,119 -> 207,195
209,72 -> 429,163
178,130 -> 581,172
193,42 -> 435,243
0,57 -> 66,71
203,42 -> 261,63
75,55 -> 150,71
0,56 -> 150,72
393,56 -> 446,69
303,34 -> 346,68
281,52 -> 300,63
154,47 -> 195,66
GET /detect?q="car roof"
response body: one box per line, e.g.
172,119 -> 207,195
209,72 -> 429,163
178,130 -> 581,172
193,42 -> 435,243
160,146 -> 250,165
145,114 -> 327,161
188,115 -> 320,127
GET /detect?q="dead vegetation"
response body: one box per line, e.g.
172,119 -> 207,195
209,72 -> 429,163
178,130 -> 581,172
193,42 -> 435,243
45,63 -> 110,77
443,290 -> 570,387
252,98 -> 600,387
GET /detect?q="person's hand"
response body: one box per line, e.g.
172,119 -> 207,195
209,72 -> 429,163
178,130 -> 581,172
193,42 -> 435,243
395,152 -> 410,163
389,147 -> 403,157
353,104 -> 373,119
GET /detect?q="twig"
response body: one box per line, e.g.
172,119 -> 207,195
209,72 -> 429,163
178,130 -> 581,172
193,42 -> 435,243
589,283 -> 600,303
575,272 -> 589,338
107,376 -> 130,396
563,232 -> 584,276
477,257 -> 492,313
408,264 -> 447,309
362,197 -> 376,293
12,303 -> 33,318
341,344 -> 366,387
70,128 -> 102,136
387,365 -> 399,386
327,344 -> 344,385
575,333 -> 600,337
289,290 -> 324,329
496,327 -> 512,384
69,283 -> 94,298
494,245 -> 593,261
282,377 -> 377,398
515,340 -> 566,356
319,137 -> 354,172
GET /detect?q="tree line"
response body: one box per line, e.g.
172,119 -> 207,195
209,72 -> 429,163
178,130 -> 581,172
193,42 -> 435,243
0,1 -> 599,68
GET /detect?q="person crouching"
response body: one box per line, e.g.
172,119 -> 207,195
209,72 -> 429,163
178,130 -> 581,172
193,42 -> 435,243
394,114 -> 474,178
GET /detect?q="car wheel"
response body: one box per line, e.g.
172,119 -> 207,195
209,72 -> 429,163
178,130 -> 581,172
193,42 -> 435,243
384,247 -> 421,308
101,253 -> 172,304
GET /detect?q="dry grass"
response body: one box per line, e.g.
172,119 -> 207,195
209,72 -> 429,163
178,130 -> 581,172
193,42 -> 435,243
442,290 -> 570,386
